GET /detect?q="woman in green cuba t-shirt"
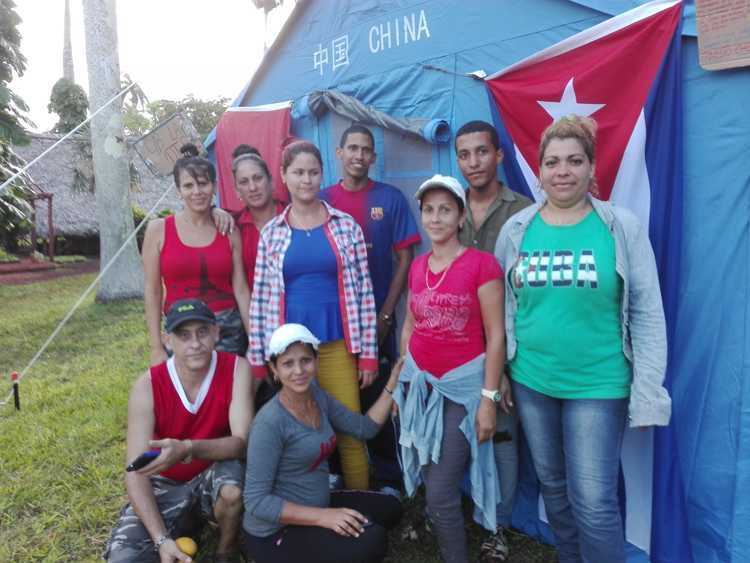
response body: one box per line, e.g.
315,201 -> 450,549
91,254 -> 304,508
496,115 -> 671,563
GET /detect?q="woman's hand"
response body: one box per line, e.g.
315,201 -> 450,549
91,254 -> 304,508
211,207 -> 235,235
499,374 -> 513,414
319,507 -> 369,537
475,398 -> 497,443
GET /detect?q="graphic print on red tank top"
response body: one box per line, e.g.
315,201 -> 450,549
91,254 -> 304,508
159,215 -> 236,313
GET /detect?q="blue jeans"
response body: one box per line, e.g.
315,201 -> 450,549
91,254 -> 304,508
493,407 -> 519,527
512,381 -> 627,563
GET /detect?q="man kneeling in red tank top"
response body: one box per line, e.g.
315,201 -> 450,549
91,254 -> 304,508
104,299 -> 254,563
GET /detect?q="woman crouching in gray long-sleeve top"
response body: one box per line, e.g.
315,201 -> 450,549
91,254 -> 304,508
242,323 -> 403,563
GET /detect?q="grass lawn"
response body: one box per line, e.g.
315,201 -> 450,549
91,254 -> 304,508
0,274 -> 556,562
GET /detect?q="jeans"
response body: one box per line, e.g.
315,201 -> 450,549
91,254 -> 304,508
421,399 -> 471,563
512,381 -> 628,563
493,407 -> 519,528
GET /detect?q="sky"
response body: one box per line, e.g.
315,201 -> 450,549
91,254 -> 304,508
10,0 -> 294,132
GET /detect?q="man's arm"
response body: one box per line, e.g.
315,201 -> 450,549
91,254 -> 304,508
377,246 -> 413,345
124,374 -> 171,543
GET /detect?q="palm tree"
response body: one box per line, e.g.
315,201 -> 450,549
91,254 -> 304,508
82,0 -> 143,300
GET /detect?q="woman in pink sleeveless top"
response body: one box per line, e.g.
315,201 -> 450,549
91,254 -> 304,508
142,144 -> 250,366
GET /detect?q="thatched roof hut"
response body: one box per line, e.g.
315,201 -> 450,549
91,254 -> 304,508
13,133 -> 181,238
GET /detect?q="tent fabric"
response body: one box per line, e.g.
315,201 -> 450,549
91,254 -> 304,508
213,103 -> 292,212
207,1 -> 750,561
300,89 -> 451,143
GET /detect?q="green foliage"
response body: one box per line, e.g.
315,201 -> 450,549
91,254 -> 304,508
0,141 -> 33,252
132,205 -> 172,249
121,103 -> 151,137
0,0 -> 34,254
47,78 -> 89,134
52,255 -> 87,264
122,94 -> 229,139
0,0 -> 33,144
0,246 -> 18,262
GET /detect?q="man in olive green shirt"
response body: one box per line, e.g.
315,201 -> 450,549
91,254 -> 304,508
455,120 -> 532,562
456,121 -> 532,251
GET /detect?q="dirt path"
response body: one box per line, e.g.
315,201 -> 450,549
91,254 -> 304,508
0,259 -> 99,285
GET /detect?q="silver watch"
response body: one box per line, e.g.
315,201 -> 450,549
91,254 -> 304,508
481,388 -> 502,402
153,534 -> 170,551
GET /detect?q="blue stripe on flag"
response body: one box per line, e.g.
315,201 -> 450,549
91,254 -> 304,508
643,17 -> 692,563
487,93 -> 536,201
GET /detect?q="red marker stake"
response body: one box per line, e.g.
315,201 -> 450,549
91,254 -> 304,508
11,371 -> 20,411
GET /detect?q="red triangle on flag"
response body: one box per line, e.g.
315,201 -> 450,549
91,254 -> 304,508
486,2 -> 681,200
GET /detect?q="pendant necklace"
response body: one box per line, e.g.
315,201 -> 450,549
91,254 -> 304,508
290,206 -> 313,237
425,246 -> 464,291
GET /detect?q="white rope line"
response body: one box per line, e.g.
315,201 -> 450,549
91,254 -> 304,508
0,82 -> 137,196
0,180 -> 173,408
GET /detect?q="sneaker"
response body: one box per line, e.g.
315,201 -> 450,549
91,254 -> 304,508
328,473 -> 344,490
479,526 -> 510,562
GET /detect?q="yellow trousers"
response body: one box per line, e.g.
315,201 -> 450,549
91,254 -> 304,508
316,340 -> 369,490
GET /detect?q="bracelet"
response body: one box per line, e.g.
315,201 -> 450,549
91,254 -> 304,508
379,312 -> 393,324
384,386 -> 394,395
153,534 -> 170,551
181,439 -> 193,464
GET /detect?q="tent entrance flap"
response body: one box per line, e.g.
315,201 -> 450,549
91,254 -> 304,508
297,89 -> 451,144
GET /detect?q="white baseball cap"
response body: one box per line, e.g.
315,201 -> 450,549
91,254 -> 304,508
414,174 -> 467,207
266,323 -> 320,360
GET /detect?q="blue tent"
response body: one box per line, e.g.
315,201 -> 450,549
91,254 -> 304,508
207,2 -> 750,561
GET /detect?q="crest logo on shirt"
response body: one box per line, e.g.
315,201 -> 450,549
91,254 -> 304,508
370,207 -> 384,221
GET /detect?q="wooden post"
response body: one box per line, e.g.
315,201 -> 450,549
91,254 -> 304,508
30,198 -> 38,260
47,194 -> 55,260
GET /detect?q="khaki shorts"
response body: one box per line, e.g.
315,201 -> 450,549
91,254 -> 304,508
103,460 -> 243,562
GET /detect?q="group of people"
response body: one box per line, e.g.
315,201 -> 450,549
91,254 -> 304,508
103,115 -> 671,563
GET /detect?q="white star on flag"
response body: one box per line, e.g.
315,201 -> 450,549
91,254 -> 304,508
537,78 -> 605,121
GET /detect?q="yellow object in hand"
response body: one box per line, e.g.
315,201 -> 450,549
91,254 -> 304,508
175,537 -> 198,557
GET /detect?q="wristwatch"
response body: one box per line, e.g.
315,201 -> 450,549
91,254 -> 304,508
481,388 -> 502,402
153,534 -> 170,551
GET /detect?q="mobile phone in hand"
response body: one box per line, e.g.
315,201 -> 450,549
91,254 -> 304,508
126,449 -> 161,472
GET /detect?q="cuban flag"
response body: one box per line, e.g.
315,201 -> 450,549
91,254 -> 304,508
485,1 -> 688,562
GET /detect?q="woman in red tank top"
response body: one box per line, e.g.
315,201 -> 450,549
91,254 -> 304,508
142,144 -> 250,366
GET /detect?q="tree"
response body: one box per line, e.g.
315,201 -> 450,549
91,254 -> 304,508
48,78 -> 89,133
122,94 -> 229,139
148,95 -> 229,139
83,0 -> 143,301
0,143 -> 32,252
0,0 -> 34,252
0,0 -> 33,145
